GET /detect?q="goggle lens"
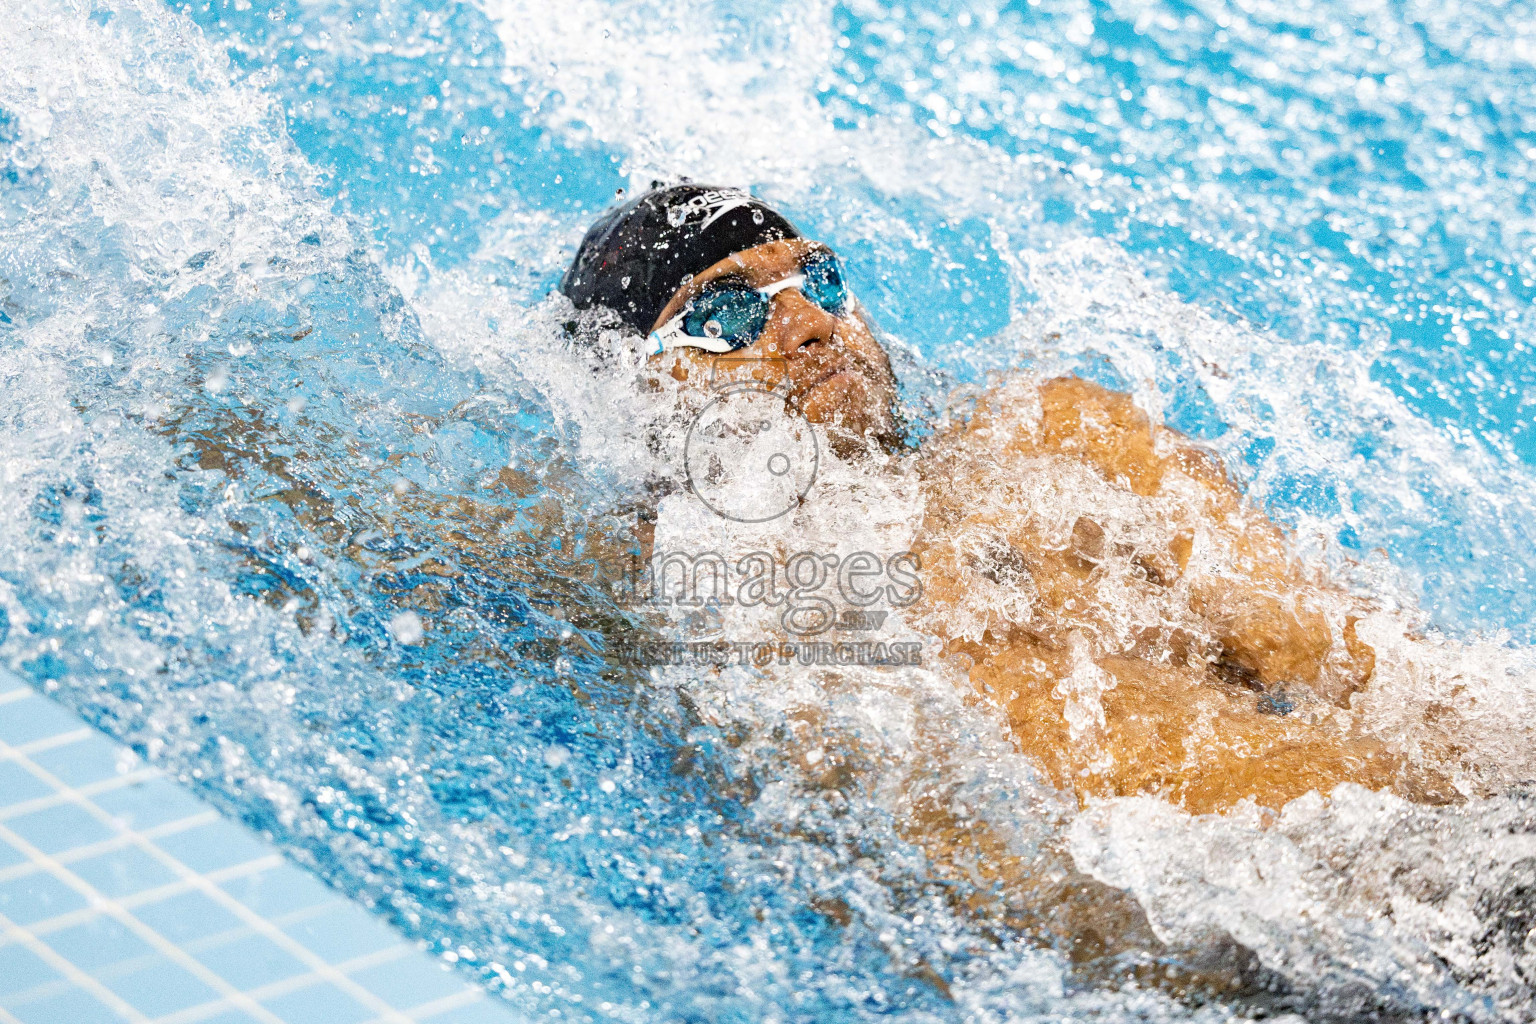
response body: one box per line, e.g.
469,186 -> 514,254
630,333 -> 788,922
800,255 -> 849,316
681,288 -> 769,350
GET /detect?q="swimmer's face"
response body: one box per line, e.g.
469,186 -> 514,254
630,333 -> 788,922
648,239 -> 900,453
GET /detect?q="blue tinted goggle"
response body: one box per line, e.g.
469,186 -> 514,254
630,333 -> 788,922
647,254 -> 852,356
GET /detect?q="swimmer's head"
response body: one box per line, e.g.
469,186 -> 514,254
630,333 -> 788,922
562,184 -> 901,453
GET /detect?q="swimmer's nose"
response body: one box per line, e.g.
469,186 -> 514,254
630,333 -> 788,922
762,289 -> 840,357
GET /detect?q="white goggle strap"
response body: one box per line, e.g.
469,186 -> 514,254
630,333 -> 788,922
645,274 -> 809,356
646,319 -> 736,355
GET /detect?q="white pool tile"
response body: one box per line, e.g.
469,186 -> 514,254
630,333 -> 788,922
92,777 -> 209,833
23,732 -> 133,789
3,985 -> 125,1024
0,760 -> 52,807
419,997 -> 527,1024
259,982 -> 374,1024
194,1012 -> 273,1024
101,956 -> 223,1018
274,901 -> 406,966
0,943 -> 59,997
0,694 -> 83,748
37,915 -> 158,974
345,955 -> 468,1012
66,844 -> 181,899
152,820 -> 277,877
132,891 -> 254,951
6,802 -> 119,855
194,1012 -> 272,1024
0,671 -> 528,1024
219,866 -> 337,921
191,932 -> 312,992
0,871 -> 87,925
0,838 -> 26,872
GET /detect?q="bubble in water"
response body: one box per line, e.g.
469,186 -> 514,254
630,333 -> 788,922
387,611 -> 424,644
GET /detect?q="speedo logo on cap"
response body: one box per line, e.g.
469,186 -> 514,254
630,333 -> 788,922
667,188 -> 759,232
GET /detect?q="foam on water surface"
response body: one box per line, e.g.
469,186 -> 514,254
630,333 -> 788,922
4,0 -> 1536,1020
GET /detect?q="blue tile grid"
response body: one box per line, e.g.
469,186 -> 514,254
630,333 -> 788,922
0,672 -> 526,1024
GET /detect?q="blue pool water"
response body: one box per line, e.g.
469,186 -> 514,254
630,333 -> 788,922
4,0 -> 1536,1021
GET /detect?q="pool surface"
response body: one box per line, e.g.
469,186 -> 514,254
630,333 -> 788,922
4,0 -> 1536,1021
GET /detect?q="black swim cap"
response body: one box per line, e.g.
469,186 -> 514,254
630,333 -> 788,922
560,184 -> 801,336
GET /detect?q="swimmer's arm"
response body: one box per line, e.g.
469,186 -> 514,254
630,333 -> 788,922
978,376 -> 1376,701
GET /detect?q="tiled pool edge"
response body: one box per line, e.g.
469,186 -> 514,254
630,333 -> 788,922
0,670 -> 526,1024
